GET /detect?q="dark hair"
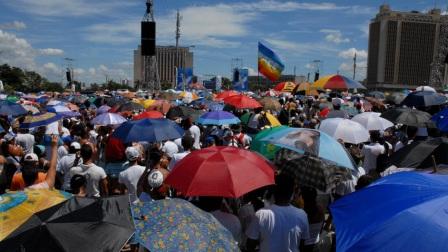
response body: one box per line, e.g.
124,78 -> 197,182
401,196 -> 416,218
70,174 -> 86,194
301,186 -> 319,218
406,126 -> 418,138
22,165 -> 38,187
148,147 -> 162,165
182,134 -> 194,151
274,174 -> 295,202
355,175 -> 375,190
80,144 -> 93,160
369,130 -> 381,143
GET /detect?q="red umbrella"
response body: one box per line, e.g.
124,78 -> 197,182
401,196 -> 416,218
273,82 -> 296,92
165,146 -> 275,198
132,111 -> 164,120
223,94 -> 262,109
216,90 -> 239,100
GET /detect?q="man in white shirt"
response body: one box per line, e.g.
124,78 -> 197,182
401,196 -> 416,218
246,174 -> 310,252
169,134 -> 194,170
161,140 -> 179,158
57,142 -> 82,191
189,124 -> 201,150
362,131 -> 385,174
118,147 -> 145,203
70,144 -> 108,197
15,128 -> 35,155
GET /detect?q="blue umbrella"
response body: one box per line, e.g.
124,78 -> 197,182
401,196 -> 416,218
401,91 -> 447,107
431,108 -> 448,132
112,118 -> 184,143
196,111 -> 240,125
330,172 -> 448,252
46,105 -> 80,118
20,112 -> 62,129
260,128 -> 355,170
0,101 -> 27,116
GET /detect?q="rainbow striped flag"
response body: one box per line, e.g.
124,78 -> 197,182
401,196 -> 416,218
258,42 -> 285,81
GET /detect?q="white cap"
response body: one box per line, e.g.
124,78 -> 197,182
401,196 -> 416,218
147,170 -> 164,189
125,146 -> 140,161
70,142 -> 81,150
24,153 -> 39,162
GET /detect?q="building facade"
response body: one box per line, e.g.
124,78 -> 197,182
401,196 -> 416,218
134,45 -> 193,88
367,5 -> 448,90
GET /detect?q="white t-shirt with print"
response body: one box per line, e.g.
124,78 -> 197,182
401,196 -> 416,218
70,163 -> 107,197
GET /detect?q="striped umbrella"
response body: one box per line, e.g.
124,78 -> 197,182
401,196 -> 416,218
313,74 -> 366,90
273,82 -> 297,92
20,112 -> 62,129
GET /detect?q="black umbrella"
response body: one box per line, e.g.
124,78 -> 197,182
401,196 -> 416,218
106,97 -> 126,107
0,195 -> 134,252
385,92 -> 407,105
380,108 -> 435,128
388,137 -> 448,168
166,106 -> 184,120
401,91 -> 447,108
117,102 -> 144,112
179,106 -> 204,121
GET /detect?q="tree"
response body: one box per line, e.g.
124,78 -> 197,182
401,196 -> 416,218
222,77 -> 232,90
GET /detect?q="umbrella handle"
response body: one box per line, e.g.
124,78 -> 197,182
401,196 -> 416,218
431,155 -> 437,174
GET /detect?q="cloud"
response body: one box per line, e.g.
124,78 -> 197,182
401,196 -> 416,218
338,61 -> 367,80
242,67 -> 258,76
338,48 -> 368,59
0,29 -> 37,70
265,38 -> 338,56
84,20 -> 139,44
236,1 -> 345,12
38,48 -> 64,56
320,29 -> 350,44
0,21 -> 26,30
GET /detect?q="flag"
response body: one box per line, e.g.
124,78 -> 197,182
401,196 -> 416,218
176,68 -> 194,90
258,42 -> 285,81
233,68 -> 249,91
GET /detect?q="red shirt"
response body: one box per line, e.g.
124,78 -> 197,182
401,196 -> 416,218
105,137 -> 126,162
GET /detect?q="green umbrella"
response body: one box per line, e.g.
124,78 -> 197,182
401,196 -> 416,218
240,112 -> 251,125
6,96 -> 19,103
250,126 -> 288,160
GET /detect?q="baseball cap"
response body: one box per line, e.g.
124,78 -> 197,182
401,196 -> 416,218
24,153 -> 39,162
70,142 -> 81,150
125,146 -> 140,161
147,170 -> 164,189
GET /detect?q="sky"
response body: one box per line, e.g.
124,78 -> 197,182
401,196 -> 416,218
0,0 -> 444,85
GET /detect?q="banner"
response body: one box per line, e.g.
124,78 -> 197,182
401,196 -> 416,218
258,42 -> 285,81
233,68 -> 249,91
176,68 -> 194,90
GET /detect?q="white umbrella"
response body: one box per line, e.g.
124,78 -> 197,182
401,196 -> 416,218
352,112 -> 394,131
91,112 -> 127,126
22,104 -> 40,114
415,86 -> 436,93
319,118 -> 369,144
97,105 -> 111,114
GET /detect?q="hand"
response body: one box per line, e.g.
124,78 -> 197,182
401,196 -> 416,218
51,135 -> 59,147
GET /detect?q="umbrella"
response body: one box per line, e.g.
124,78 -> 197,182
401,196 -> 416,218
293,82 -> 319,96
0,189 -> 71,241
159,91 -> 178,101
330,172 -> 448,252
401,91 -> 447,107
179,91 -> 199,104
366,91 -> 385,100
197,111 -> 240,125
1,195 -> 133,252
20,112 -> 62,129
265,112 -> 281,127
165,146 -> 275,197
313,74 -> 366,90
117,102 -> 144,112
215,90 -> 239,100
132,198 -> 239,251
47,105 -> 80,118
388,137 -> 448,168
385,92 -> 407,105
97,104 -> 111,114
432,108 -> 448,132
416,85 -> 436,92
106,97 -> 126,107
112,118 -> 184,143
166,106 -> 184,120
260,128 -> 356,170
273,81 -> 296,92
250,126 -> 289,160
258,97 -> 282,112
132,110 -> 164,120
352,112 -> 394,131
223,95 -> 262,109
46,100 -> 64,106
139,99 -> 156,109
319,118 -> 369,144
22,104 -> 40,114
207,102 -> 225,111
6,96 -> 19,103
0,100 -> 27,116
91,112 -> 127,126
275,148 -> 352,191
146,99 -> 171,114
263,89 -> 280,97
380,108 -> 434,128
180,106 -> 204,121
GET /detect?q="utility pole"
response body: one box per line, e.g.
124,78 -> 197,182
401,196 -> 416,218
174,9 -> 182,89
353,52 -> 357,80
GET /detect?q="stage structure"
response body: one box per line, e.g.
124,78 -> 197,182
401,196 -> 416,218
141,0 -> 160,91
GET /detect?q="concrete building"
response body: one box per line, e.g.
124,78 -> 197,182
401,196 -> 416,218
134,45 -> 193,87
367,5 -> 448,90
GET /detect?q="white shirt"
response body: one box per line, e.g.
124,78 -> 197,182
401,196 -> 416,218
246,204 -> 310,252
57,145 -> 69,163
248,114 -> 261,129
61,127 -> 70,137
118,164 -> 146,203
161,141 -> 179,158
189,125 -> 201,150
57,153 -> 82,190
211,210 -> 242,244
70,163 -> 107,197
15,133 -> 35,154
362,143 -> 385,173
168,151 -> 190,171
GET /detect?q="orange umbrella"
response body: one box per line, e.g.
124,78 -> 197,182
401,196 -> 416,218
216,90 -> 239,100
293,82 -> 319,96
146,100 -> 171,114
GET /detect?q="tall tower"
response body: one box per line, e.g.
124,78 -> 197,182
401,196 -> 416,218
141,0 -> 160,91
174,10 -> 181,89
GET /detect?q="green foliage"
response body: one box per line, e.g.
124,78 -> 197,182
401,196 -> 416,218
222,77 -> 232,90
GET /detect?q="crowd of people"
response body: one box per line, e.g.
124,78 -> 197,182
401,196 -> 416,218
0,89 -> 445,252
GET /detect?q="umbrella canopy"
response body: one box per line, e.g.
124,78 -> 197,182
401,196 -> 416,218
313,74 -> 366,90
330,172 -> 448,252
366,91 -> 385,100
416,85 -> 436,92
385,92 -> 407,105
275,148 -> 352,191
1,195 -> 133,252
197,111 -> 240,125
0,189 -> 71,241
106,97 -> 126,107
223,95 -> 262,109
179,91 -> 199,104
112,118 -> 184,143
165,146 -> 275,197
260,128 -> 356,170
6,95 -> 19,103
91,112 -> 127,126
146,99 -> 171,114
132,198 -> 239,251
116,102 -> 144,112
215,90 -> 239,100
352,112 -> 394,131
139,99 -> 156,109
166,106 -> 184,120
265,112 -> 281,127
20,112 -> 62,129
250,126 -> 289,160
273,81 -> 296,92
97,104 -> 111,114
432,108 -> 448,132
258,97 -> 282,112
293,82 -> 319,96
180,106 -> 204,121
401,91 -> 447,107
132,110 -> 164,120
388,137 -> 448,168
0,100 -> 28,116
380,108 -> 434,128
22,104 -> 40,114
319,118 -> 369,144
47,105 -> 80,118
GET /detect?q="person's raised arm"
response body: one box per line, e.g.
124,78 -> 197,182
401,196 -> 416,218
45,135 -> 59,188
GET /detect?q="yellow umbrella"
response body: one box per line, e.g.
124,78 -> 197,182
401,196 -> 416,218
295,82 -> 319,96
265,112 -> 281,127
140,99 -> 156,109
313,75 -> 334,90
179,91 -> 199,100
0,189 -> 71,240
